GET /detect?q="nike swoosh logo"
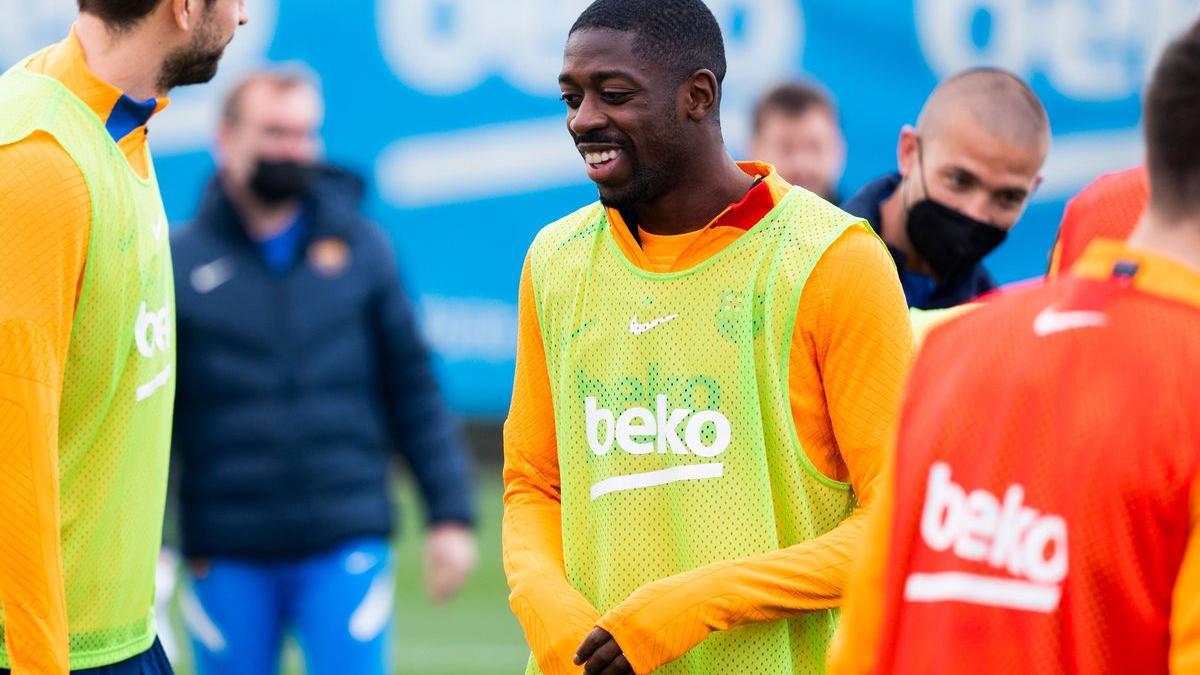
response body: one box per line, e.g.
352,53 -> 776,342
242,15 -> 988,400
152,217 -> 166,240
629,313 -> 679,335
1033,307 -> 1108,336
190,258 -> 234,294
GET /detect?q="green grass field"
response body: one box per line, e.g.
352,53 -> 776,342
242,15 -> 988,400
168,475 -> 529,674
390,476 -> 528,674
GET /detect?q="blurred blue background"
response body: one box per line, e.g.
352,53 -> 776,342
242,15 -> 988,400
4,0 -> 1195,417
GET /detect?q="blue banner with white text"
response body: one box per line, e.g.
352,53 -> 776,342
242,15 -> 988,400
4,0 -> 1195,415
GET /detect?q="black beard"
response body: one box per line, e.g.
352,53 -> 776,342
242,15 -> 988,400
158,45 -> 225,91
597,170 -> 655,211
597,143 -> 686,212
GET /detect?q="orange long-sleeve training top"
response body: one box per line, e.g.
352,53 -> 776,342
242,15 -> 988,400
503,164 -> 915,674
0,30 -> 163,674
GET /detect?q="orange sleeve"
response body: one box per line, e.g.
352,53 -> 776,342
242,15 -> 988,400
1170,474 -> 1200,673
0,132 -> 90,674
502,255 -> 599,675
826,444 -> 895,675
596,227 -> 915,674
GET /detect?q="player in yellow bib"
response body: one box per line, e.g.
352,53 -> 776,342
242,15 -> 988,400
0,1 -> 246,672
502,1 -> 915,673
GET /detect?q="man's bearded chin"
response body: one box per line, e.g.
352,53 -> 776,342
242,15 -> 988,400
157,27 -> 227,90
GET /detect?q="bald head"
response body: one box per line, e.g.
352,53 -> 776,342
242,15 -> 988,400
886,66 -> 1050,258
917,67 -> 1050,153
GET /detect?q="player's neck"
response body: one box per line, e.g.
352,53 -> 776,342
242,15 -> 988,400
632,152 -> 755,236
1128,210 -> 1200,274
75,14 -> 169,101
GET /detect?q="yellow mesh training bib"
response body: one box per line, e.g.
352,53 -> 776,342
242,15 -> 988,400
528,187 -> 864,673
0,53 -> 174,669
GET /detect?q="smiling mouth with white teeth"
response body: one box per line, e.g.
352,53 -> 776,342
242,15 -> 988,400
584,149 -> 621,166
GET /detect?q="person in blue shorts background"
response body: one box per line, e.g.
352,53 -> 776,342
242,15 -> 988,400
169,68 -> 478,675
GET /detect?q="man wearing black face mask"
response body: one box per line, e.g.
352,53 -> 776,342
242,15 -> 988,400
842,68 -> 1050,309
168,69 -> 477,675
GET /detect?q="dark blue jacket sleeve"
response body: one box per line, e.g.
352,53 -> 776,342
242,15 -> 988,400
370,235 -> 476,527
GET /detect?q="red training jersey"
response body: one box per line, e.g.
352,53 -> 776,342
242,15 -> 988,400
876,240 -> 1200,674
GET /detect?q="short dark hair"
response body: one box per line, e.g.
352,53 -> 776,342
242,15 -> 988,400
569,0 -> 727,85
752,81 -> 838,134
77,0 -> 212,30
1144,19 -> 1200,220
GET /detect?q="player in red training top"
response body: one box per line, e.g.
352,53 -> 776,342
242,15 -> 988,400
830,19 -> 1200,675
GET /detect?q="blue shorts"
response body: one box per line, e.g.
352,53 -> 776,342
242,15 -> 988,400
182,538 -> 393,675
0,639 -> 172,675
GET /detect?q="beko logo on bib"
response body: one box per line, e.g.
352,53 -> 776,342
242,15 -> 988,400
585,396 -> 731,457
583,396 -> 732,500
904,462 -> 1069,613
134,302 -> 171,359
133,301 -> 172,403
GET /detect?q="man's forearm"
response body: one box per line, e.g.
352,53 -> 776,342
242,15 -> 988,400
596,504 -> 871,674
504,486 -> 601,674
0,366 -> 70,674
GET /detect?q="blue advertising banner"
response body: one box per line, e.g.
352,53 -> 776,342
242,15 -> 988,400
4,0 -> 1196,415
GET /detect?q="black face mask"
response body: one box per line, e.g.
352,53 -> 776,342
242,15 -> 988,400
248,159 -> 316,205
906,198 -> 1008,281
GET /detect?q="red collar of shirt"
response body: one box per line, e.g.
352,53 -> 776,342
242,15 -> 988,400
713,176 -> 777,231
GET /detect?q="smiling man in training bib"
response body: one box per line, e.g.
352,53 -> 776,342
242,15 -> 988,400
500,1 -> 914,673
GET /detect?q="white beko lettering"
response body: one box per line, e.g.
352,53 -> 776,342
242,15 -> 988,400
133,302 -> 172,402
586,396 -> 731,458
906,462 -> 1069,613
585,395 -> 732,499
134,302 -> 171,359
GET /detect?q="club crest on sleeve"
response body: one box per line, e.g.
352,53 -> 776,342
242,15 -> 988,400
309,237 -> 351,278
